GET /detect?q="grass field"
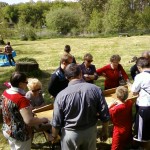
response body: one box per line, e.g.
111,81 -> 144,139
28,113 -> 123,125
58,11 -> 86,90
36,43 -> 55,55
0,36 -> 150,149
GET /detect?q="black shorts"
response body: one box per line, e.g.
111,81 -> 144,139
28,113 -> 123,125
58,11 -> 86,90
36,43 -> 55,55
133,105 -> 150,142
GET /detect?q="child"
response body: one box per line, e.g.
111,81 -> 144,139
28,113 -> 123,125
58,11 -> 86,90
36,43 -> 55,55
109,86 -> 134,150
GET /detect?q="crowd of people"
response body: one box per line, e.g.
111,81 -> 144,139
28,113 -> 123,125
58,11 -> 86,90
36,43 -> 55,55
1,43 -> 150,150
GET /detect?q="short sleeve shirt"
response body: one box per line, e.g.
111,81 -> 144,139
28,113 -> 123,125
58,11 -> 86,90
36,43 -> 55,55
131,71 -> 150,106
2,90 -> 31,141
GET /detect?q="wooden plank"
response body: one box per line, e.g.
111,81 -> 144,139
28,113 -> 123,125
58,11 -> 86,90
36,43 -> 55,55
35,109 -> 53,121
104,87 -> 137,106
33,104 -> 53,113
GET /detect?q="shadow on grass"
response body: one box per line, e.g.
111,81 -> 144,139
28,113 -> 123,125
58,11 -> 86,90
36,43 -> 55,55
97,142 -> 111,150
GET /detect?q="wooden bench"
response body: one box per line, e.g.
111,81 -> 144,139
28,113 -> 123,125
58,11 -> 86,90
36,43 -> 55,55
119,33 -> 129,37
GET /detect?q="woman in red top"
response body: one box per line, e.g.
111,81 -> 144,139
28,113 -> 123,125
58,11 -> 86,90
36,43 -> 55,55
109,86 -> 134,150
96,54 -> 130,90
1,72 -> 48,150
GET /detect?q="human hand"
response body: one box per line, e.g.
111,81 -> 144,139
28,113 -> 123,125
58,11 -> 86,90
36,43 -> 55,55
41,117 -> 49,124
100,129 -> 108,142
49,134 -> 60,144
84,74 -> 91,81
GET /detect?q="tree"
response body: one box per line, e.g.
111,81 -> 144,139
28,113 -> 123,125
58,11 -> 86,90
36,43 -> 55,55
3,5 -> 19,24
103,0 -> 133,33
88,9 -> 103,33
79,0 -> 108,18
46,7 -> 80,35
141,6 -> 150,31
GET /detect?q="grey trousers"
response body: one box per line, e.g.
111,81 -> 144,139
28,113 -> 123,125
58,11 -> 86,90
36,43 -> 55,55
61,124 -> 97,150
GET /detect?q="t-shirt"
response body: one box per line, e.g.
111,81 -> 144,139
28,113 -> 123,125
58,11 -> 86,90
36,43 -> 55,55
131,71 -> 150,106
26,91 -> 44,107
4,45 -> 12,54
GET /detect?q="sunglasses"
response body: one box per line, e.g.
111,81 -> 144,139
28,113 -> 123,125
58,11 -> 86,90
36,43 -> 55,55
32,88 -> 42,92
86,60 -> 93,63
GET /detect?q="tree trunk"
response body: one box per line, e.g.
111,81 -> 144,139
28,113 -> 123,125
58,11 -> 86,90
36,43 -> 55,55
15,62 -> 39,72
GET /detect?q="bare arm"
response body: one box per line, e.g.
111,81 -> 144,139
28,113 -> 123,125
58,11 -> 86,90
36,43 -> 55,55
50,126 -> 60,143
20,106 -> 48,126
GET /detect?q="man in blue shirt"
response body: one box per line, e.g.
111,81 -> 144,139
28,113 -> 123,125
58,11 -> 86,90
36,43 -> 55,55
51,63 -> 110,150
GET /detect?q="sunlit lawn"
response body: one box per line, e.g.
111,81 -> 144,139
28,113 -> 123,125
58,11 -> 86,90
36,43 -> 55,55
0,36 -> 150,149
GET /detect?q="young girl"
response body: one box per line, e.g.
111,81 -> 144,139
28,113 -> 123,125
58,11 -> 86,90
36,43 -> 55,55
109,86 -> 134,150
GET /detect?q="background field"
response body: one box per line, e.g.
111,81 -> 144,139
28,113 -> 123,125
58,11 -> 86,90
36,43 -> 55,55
0,36 -> 150,149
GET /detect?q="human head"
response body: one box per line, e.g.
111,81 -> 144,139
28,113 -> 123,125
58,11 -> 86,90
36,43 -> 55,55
64,45 -> 71,53
116,86 -> 128,101
65,63 -> 82,80
7,42 -> 10,45
83,53 -> 93,67
110,54 -> 121,69
136,57 -> 150,72
60,53 -> 73,69
27,78 -> 42,93
10,72 -> 28,89
142,51 -> 150,63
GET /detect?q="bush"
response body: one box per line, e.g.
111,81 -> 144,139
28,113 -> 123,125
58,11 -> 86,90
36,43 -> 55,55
46,7 -> 80,35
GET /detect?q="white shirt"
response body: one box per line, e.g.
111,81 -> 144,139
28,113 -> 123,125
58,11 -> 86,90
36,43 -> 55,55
131,71 -> 150,106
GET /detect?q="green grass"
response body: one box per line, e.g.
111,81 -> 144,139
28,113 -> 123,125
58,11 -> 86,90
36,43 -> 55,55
0,36 -> 150,149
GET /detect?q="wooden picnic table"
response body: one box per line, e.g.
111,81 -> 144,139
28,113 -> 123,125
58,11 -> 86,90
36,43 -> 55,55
35,87 -> 137,121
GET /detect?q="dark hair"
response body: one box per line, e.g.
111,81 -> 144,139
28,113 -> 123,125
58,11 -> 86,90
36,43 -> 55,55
64,45 -> 71,53
110,55 -> 121,62
136,57 -> 150,68
10,72 -> 27,87
65,63 -> 81,80
83,53 -> 93,60
7,42 -> 10,45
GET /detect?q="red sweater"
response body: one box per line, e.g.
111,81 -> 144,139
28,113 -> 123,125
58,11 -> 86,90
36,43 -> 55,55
109,100 -> 133,150
96,64 -> 128,89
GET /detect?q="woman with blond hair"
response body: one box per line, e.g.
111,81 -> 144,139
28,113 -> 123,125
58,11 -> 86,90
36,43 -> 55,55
26,78 -> 45,109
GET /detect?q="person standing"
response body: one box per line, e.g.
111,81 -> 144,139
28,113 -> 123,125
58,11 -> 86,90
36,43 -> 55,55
96,54 -> 130,90
130,51 -> 150,80
1,72 -> 48,150
131,57 -> 150,149
4,42 -> 15,66
109,86 -> 134,150
79,53 -> 98,84
48,53 -> 73,98
64,45 -> 76,64
51,63 -> 110,150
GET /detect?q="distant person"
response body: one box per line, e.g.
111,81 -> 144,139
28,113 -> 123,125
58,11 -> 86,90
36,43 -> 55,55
130,51 -> 150,80
79,53 -> 98,84
96,54 -> 130,90
51,63 -> 110,150
48,53 -> 73,98
1,72 -> 48,150
64,45 -> 76,64
131,57 -> 150,149
4,42 -> 15,66
109,86 -> 134,150
26,78 -> 45,110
